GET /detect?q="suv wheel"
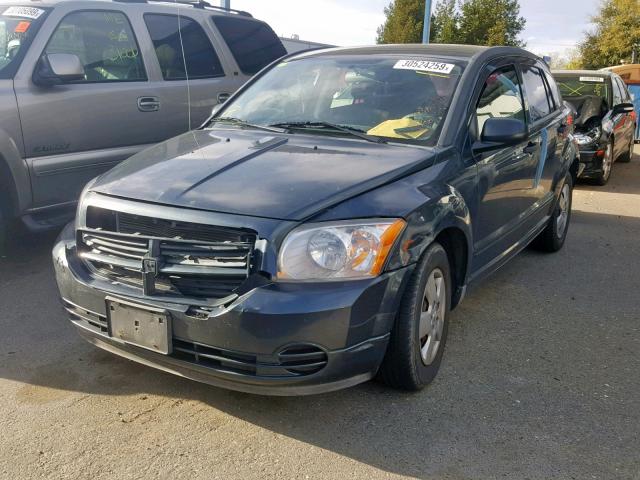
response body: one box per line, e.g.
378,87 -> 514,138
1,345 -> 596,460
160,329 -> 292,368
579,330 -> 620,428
618,134 -> 635,163
595,140 -> 614,185
378,242 -> 451,391
531,172 -> 573,252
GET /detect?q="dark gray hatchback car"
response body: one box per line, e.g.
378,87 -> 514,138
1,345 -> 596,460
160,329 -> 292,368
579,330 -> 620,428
53,44 -> 579,395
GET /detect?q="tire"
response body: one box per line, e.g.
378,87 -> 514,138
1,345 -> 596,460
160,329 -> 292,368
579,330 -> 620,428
531,172 -> 573,253
618,133 -> 635,163
594,139 -> 614,185
378,242 -> 451,391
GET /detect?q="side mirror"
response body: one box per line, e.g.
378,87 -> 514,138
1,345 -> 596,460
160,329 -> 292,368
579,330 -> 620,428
613,102 -> 635,115
33,53 -> 85,86
473,117 -> 527,153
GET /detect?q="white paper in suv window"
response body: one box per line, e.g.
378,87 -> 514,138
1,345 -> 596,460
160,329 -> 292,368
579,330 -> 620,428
3,6 -> 45,19
394,59 -> 455,74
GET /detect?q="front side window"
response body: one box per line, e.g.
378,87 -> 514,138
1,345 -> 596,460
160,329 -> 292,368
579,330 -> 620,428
212,16 -> 286,75
475,65 -> 525,135
45,11 -> 146,83
144,14 -> 224,80
0,6 -> 49,78
522,67 -> 552,122
214,55 -> 466,146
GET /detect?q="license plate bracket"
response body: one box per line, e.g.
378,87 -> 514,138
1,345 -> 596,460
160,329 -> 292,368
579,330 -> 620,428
106,297 -> 172,355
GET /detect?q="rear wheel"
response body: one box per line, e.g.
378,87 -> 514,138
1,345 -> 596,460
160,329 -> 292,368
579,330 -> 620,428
618,133 -> 635,163
378,242 -> 451,391
531,172 -> 573,252
595,140 -> 614,185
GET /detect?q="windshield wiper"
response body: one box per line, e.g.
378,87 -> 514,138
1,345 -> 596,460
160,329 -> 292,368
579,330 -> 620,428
269,121 -> 387,144
211,117 -> 286,133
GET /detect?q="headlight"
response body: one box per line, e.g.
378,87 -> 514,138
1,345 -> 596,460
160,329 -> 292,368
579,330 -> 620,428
574,125 -> 602,145
278,219 -> 406,281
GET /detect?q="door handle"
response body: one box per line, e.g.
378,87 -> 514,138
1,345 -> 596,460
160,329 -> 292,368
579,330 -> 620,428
217,93 -> 230,104
138,96 -> 160,112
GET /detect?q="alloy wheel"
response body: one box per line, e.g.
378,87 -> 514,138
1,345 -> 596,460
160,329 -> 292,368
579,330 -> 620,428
602,143 -> 613,180
419,268 -> 446,366
556,183 -> 570,238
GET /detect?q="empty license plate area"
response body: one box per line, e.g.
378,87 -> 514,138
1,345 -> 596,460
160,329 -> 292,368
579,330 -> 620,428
106,297 -> 172,355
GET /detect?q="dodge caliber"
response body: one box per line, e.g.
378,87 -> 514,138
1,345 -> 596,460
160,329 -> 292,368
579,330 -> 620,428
53,45 -> 579,395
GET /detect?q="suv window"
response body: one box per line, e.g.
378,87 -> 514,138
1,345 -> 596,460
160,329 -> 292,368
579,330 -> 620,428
144,14 -> 224,80
522,66 -> 552,122
476,65 -> 525,135
212,16 -> 286,75
45,11 -> 146,82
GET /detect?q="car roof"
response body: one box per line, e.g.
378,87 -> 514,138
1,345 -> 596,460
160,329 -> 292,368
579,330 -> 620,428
292,44 -> 541,64
0,0 -> 252,17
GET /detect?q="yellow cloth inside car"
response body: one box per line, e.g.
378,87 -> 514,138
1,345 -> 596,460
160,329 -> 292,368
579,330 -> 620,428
367,117 -> 430,140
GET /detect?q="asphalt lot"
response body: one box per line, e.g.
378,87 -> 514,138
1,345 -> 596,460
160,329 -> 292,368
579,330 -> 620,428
1,148 -> 639,480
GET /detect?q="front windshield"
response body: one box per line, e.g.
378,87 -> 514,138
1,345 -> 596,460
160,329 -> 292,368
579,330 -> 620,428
213,55 -> 466,146
0,6 -> 47,78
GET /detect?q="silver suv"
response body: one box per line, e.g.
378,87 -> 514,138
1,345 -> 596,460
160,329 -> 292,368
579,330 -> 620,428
0,0 -> 285,250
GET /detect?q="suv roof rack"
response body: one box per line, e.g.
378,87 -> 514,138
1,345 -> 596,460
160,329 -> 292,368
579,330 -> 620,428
114,0 -> 253,17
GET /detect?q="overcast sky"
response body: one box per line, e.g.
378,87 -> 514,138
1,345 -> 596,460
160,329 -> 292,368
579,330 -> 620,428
227,0 -> 601,58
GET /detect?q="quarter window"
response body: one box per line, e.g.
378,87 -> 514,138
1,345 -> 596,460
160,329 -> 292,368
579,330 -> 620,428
212,16 -> 286,75
476,65 -> 525,135
45,11 -> 146,83
522,67 -> 552,122
144,14 -> 224,80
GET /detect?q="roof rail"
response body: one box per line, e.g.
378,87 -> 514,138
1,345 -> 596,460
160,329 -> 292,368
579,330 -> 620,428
113,0 -> 253,17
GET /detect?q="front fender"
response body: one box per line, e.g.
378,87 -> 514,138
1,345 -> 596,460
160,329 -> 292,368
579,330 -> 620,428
386,182 -> 473,275
0,128 -> 30,216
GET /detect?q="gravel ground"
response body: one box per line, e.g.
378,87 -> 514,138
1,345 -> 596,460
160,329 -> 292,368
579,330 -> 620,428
1,148 -> 639,480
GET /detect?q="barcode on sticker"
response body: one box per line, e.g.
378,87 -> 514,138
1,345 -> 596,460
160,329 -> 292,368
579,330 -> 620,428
579,76 -> 605,83
394,59 -> 455,74
3,6 -> 45,20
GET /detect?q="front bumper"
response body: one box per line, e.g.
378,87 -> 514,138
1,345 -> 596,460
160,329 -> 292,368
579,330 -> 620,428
577,146 -> 604,178
53,223 -> 413,395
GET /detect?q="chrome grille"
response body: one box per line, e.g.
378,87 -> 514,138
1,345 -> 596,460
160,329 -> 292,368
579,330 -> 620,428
78,211 -> 255,303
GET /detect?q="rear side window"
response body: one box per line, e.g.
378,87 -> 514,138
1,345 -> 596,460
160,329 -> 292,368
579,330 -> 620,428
212,16 -> 286,75
45,11 -> 146,83
543,70 -> 562,109
144,14 -> 224,80
522,67 -> 552,122
475,65 -> 525,135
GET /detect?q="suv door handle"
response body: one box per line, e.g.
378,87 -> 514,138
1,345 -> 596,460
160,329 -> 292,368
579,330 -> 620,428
217,93 -> 230,104
138,96 -> 160,112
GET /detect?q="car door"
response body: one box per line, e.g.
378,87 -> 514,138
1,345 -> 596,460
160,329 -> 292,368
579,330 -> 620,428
519,64 -> 564,213
470,63 -> 538,273
142,11 -> 243,131
14,7 -> 165,209
613,76 -> 635,153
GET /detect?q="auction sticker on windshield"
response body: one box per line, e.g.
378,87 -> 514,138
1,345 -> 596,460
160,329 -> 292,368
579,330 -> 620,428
579,76 -> 605,83
3,6 -> 45,19
394,59 -> 455,74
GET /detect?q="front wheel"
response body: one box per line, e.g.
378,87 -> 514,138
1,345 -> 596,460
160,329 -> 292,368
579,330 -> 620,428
378,242 -> 451,391
594,140 -> 614,185
531,172 -> 573,252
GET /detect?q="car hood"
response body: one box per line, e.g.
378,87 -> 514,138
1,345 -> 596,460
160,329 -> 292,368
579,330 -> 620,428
92,129 -> 436,221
